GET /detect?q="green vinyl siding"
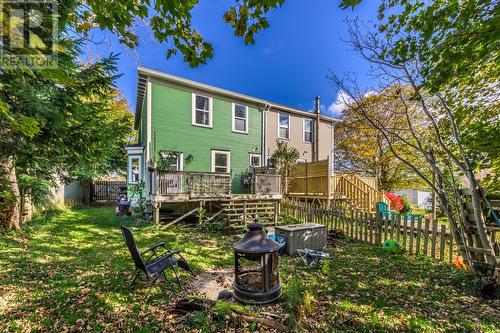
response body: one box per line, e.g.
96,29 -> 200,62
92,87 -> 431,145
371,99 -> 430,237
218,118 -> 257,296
151,82 -> 261,193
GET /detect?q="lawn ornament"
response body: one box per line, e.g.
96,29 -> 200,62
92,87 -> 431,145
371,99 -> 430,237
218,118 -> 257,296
383,239 -> 401,254
116,195 -> 132,216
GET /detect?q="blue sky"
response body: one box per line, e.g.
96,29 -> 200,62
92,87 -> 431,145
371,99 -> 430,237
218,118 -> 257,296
83,0 -> 380,117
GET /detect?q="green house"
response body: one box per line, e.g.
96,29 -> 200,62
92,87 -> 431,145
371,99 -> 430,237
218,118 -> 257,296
127,67 -> 270,203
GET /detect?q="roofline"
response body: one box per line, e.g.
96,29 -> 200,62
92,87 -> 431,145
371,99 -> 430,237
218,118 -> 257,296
134,67 -> 338,128
267,102 -> 338,122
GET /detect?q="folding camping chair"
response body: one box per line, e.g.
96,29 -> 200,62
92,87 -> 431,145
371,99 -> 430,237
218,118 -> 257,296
297,248 -> 331,267
121,225 -> 194,287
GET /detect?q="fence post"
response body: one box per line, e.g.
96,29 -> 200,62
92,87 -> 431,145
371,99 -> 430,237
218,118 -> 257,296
369,212 -> 374,244
375,206 -> 380,244
439,224 -> 446,261
416,218 -> 423,255
402,215 -> 408,251
243,201 -> 247,224
409,216 -> 415,254
423,219 -> 430,256
431,219 -> 438,259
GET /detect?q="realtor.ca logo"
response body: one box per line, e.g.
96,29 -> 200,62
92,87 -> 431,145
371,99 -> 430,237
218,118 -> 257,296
0,0 -> 58,68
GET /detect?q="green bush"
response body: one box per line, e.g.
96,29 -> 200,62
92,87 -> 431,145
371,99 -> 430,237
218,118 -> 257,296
400,195 -> 412,215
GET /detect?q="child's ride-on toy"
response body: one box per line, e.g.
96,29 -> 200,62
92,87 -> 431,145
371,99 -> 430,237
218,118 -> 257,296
116,195 -> 132,216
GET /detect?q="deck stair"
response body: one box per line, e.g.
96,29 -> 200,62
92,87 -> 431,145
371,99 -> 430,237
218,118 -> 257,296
221,199 -> 279,225
288,159 -> 389,212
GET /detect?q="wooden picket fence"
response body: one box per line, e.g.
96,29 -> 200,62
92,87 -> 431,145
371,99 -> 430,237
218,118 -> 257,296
282,198 -> 459,263
91,180 -> 127,202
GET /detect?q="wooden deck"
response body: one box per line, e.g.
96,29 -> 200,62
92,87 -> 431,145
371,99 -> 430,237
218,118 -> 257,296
152,170 -> 281,203
287,160 -> 390,211
149,170 -> 282,225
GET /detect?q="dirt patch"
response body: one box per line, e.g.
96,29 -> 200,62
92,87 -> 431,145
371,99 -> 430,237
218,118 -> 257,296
190,268 -> 234,301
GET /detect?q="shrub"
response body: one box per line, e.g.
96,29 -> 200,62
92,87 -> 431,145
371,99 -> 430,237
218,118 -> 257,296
400,195 -> 412,215
384,192 -> 404,212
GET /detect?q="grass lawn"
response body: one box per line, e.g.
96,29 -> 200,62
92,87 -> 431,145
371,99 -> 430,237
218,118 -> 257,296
0,207 -> 498,332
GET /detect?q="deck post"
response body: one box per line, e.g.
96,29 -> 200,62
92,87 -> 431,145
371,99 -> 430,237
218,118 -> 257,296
153,203 -> 160,224
199,201 -> 204,224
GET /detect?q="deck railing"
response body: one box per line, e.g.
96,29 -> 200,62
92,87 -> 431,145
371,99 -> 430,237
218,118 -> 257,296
288,171 -> 390,211
156,171 -> 231,198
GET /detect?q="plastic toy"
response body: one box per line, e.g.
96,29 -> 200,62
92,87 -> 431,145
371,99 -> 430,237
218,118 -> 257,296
383,239 -> 401,254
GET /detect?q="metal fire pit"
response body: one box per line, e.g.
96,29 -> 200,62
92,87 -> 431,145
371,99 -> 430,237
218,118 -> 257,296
233,223 -> 281,304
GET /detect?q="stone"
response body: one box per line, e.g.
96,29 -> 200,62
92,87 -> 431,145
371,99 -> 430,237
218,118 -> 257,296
217,289 -> 233,300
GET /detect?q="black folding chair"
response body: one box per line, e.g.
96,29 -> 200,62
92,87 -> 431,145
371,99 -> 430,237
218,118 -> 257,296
120,225 -> 194,286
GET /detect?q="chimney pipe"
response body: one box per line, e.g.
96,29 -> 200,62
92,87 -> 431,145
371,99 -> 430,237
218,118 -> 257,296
314,96 -> 321,162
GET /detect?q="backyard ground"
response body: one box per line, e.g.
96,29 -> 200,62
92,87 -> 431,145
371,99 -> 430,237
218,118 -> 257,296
0,207 -> 498,332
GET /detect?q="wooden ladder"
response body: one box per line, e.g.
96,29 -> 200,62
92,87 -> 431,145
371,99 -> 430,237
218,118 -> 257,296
459,189 -> 499,277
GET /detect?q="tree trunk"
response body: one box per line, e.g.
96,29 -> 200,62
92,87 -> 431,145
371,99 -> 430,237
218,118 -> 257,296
0,156 -> 21,230
466,172 -> 496,266
19,192 -> 33,224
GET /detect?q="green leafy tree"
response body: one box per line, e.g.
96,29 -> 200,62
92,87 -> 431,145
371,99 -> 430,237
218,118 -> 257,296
335,86 -> 426,191
333,0 -> 499,271
270,141 -> 299,194
73,0 -> 285,67
0,1 -> 134,229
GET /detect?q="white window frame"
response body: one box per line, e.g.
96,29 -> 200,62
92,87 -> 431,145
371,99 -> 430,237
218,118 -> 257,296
128,155 -> 142,184
232,103 -> 248,134
278,113 -> 290,139
160,151 -> 184,171
211,150 -> 231,173
192,93 -> 213,128
303,118 -> 313,143
249,153 -> 261,167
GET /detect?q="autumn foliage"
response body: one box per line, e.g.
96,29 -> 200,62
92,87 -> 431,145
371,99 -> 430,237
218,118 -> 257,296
384,192 -> 404,212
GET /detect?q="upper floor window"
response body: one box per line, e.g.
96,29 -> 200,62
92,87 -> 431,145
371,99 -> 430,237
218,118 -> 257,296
232,104 -> 248,133
278,113 -> 290,139
192,94 -> 212,127
303,118 -> 313,143
212,150 -> 230,173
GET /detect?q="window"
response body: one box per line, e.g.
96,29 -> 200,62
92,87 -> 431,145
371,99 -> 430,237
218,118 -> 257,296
278,113 -> 290,139
128,156 -> 142,184
232,104 -> 248,133
160,151 -> 183,171
192,94 -> 212,127
249,153 -> 261,167
211,150 -> 230,173
303,118 -> 313,142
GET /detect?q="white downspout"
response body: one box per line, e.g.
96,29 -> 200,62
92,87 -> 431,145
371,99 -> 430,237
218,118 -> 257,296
262,103 -> 271,166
